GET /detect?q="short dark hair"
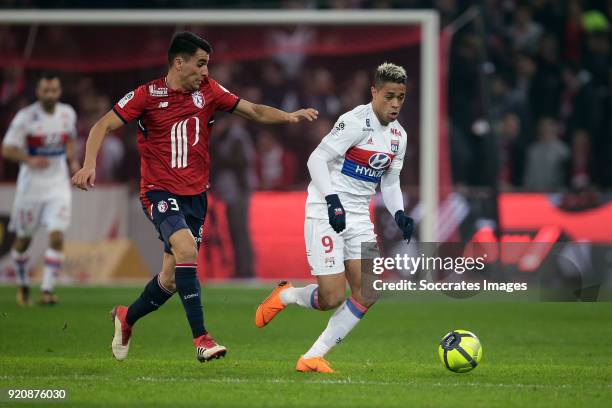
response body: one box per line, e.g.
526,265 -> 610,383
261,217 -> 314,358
374,62 -> 407,89
37,72 -> 60,85
167,31 -> 212,65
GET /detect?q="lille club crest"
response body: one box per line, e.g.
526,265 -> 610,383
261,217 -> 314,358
157,200 -> 169,213
191,90 -> 204,108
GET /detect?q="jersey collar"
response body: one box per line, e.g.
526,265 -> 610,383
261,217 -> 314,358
163,76 -> 204,94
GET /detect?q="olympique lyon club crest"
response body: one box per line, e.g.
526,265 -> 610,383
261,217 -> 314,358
391,139 -> 400,153
157,200 -> 169,213
191,90 -> 204,108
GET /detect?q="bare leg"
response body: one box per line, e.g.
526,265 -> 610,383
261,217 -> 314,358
40,231 -> 65,302
302,260 -> 375,359
12,237 -> 32,306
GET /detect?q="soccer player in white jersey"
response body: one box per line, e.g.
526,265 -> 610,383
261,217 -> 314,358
1,74 -> 79,306
255,63 -> 414,372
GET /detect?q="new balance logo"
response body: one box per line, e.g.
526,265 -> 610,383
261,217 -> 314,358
158,101 -> 168,108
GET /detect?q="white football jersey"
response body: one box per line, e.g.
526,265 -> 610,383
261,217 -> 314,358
2,102 -> 77,201
306,103 -> 407,221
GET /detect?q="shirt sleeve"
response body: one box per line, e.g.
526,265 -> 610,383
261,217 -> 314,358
209,78 -> 240,113
306,145 -> 338,197
2,110 -> 28,150
388,133 -> 407,176
113,85 -> 147,123
380,172 -> 404,215
318,114 -> 365,157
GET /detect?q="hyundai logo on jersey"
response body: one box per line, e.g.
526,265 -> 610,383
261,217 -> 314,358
341,147 -> 394,183
368,153 -> 392,170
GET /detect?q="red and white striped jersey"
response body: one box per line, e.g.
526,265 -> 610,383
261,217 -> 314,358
113,76 -> 239,197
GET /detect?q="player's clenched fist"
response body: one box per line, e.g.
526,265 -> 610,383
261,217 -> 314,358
325,194 -> 346,234
394,210 -> 414,243
72,166 -> 96,191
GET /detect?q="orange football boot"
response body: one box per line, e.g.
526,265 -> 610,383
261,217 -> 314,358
296,355 -> 335,373
255,281 -> 292,328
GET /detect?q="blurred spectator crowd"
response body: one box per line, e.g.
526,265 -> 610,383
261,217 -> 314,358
1,0 -> 611,195
446,0 -> 612,193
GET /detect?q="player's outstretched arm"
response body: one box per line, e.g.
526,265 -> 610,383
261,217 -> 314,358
232,99 -> 318,124
380,172 -> 413,243
72,110 -> 124,191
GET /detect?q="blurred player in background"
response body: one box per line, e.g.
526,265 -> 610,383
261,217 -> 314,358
1,73 -> 80,307
256,63 -> 414,373
72,32 -> 318,363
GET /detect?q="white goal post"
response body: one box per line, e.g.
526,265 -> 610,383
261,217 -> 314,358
0,9 -> 439,242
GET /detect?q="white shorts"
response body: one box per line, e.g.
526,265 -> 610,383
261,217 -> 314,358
8,195 -> 71,237
304,217 -> 379,276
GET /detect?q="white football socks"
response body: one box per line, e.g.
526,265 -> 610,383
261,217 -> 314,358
41,248 -> 64,292
279,284 -> 319,309
303,296 -> 368,359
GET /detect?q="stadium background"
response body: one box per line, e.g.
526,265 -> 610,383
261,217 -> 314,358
1,0 -> 611,285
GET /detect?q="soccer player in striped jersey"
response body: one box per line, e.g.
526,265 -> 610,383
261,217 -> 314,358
73,32 -> 318,363
255,63 -> 414,373
2,73 -> 80,306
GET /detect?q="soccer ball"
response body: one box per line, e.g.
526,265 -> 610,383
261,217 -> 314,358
438,330 -> 482,373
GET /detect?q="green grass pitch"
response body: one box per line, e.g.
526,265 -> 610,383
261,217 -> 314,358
1,285 -> 611,407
